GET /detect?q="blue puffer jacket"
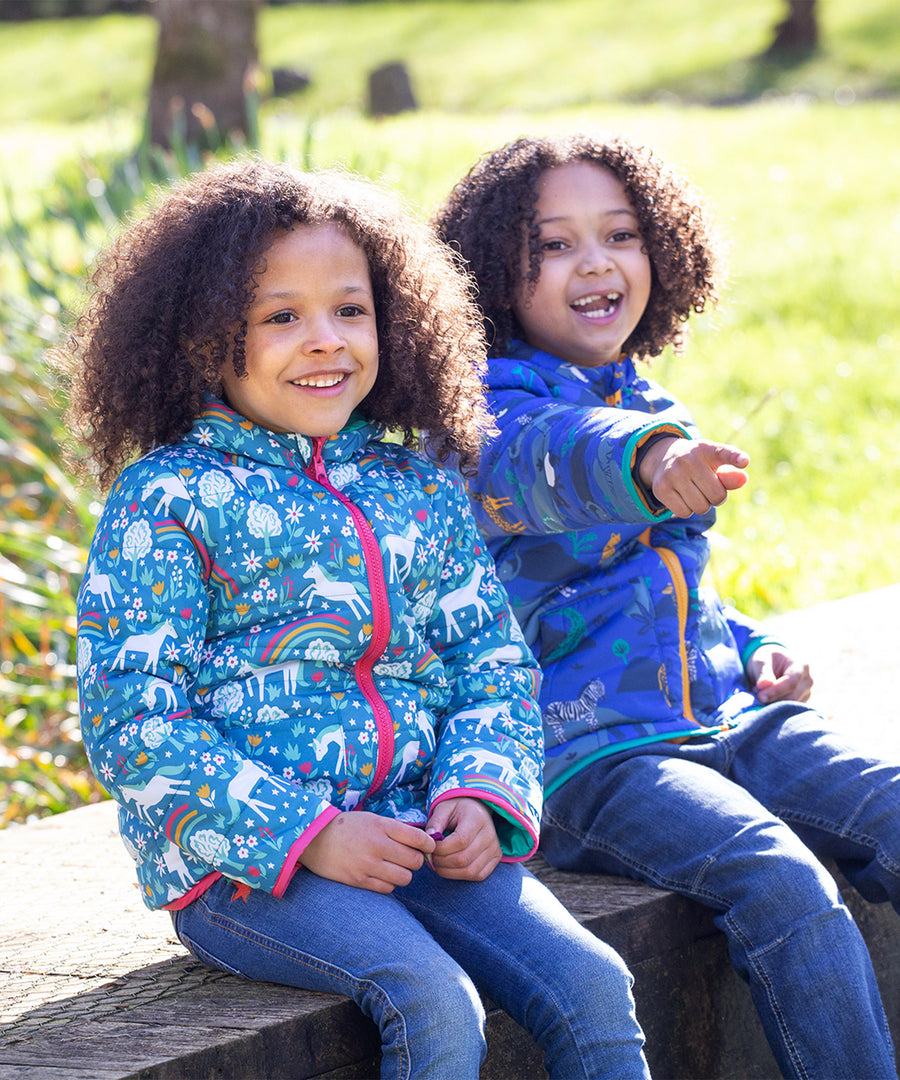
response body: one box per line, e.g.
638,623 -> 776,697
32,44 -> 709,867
77,397 -> 543,910
466,342 -> 779,796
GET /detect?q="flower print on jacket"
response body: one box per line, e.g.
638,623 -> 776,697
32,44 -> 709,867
77,397 -> 543,910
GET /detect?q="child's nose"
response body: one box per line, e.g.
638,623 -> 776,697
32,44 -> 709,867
303,316 -> 344,354
577,240 -> 613,275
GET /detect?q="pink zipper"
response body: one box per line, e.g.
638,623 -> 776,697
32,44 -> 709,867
306,438 -> 395,800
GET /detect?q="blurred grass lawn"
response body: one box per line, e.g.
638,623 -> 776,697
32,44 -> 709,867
0,2 -> 898,824
1,0 -> 897,616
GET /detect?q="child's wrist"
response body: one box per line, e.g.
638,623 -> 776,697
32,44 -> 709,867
634,435 -> 677,497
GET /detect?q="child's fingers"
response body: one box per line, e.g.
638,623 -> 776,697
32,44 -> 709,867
386,819 -> 435,855
715,464 -> 749,490
717,443 -> 750,469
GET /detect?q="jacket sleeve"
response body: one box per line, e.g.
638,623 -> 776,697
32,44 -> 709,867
422,471 -> 544,860
468,388 -> 692,538
77,463 -> 338,898
724,603 -> 786,669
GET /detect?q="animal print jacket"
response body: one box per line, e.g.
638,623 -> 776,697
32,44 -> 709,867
77,397 -> 543,910
465,341 -> 780,796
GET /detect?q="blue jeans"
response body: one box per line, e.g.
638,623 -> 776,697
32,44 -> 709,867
541,702 -> 899,1080
172,859 -> 649,1080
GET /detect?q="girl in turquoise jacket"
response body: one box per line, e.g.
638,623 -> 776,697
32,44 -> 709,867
62,160 -> 650,1079
436,134 -> 900,1079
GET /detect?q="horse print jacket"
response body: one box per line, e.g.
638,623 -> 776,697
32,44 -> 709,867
77,397 -> 543,910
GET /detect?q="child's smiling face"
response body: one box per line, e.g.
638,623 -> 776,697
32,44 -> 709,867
513,161 -> 652,368
222,223 -> 379,437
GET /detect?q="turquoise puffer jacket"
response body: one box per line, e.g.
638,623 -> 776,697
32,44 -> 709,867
466,343 -> 778,795
77,398 -> 543,909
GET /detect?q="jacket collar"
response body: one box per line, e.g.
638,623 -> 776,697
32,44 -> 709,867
185,394 -> 385,468
503,340 -> 637,399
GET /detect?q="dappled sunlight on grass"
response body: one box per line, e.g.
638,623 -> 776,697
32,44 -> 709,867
0,0 -> 898,822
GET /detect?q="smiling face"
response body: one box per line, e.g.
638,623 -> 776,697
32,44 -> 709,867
221,223 -> 379,437
513,161 -> 652,368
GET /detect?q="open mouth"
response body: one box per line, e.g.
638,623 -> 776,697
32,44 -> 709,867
290,373 -> 349,389
570,292 -> 622,318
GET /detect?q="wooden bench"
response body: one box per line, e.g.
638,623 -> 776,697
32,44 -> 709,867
2,585 -> 898,1079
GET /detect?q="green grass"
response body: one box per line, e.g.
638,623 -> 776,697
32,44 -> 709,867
4,0 -> 899,127
1,0 -> 899,822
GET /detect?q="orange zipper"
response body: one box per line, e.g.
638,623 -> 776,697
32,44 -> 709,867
638,527 -> 697,725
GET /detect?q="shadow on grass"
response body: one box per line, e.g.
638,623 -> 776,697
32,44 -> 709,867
625,35 -> 900,108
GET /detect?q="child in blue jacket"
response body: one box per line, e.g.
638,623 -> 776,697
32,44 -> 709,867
62,160 -> 650,1079
436,133 -> 900,1078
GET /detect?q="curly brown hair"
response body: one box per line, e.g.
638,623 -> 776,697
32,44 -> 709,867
433,133 -> 726,361
56,158 -> 493,490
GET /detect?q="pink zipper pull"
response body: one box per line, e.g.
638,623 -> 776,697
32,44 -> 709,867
308,436 -> 329,484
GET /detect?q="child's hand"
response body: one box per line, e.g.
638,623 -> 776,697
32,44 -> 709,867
301,811 -> 435,894
638,436 -> 750,518
425,797 -> 502,882
746,644 -> 813,704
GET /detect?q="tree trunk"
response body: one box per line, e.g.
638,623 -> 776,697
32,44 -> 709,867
764,0 -> 819,58
148,0 -> 261,150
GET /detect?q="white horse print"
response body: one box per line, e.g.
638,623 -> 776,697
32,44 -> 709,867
225,462 -> 278,492
142,676 -> 179,711
444,705 -> 508,740
395,739 -> 423,781
384,522 -> 423,583
120,773 -> 191,812
415,710 -> 437,756
84,566 -> 117,611
454,746 -> 516,786
226,760 -> 278,822
438,564 -> 492,640
244,661 -> 300,701
141,475 -> 205,531
300,564 -> 367,617
312,725 -> 346,771
112,622 -> 178,673
160,841 -> 198,888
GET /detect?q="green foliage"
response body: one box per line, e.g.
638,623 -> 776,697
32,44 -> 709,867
0,138 -> 260,824
1,0 -> 899,823
0,291 -> 96,823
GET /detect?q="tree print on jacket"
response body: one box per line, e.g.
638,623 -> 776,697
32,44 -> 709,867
77,398 -> 543,910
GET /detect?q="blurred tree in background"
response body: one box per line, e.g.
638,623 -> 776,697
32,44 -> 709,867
765,0 -> 819,58
148,0 -> 261,150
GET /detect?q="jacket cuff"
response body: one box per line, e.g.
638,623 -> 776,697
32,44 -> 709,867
272,803 -> 342,898
624,423 -> 691,518
431,789 -> 539,861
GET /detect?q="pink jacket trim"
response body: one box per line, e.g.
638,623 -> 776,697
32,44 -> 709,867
163,870 -> 221,911
430,789 -> 539,861
272,803 -> 342,898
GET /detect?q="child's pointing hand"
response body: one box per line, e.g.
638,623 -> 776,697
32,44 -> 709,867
638,436 -> 750,518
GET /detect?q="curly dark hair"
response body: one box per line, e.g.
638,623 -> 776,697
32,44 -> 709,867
434,133 -> 726,361
56,158 -> 493,490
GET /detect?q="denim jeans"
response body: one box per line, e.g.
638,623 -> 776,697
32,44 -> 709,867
172,858 -> 649,1080
541,701 -> 899,1080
